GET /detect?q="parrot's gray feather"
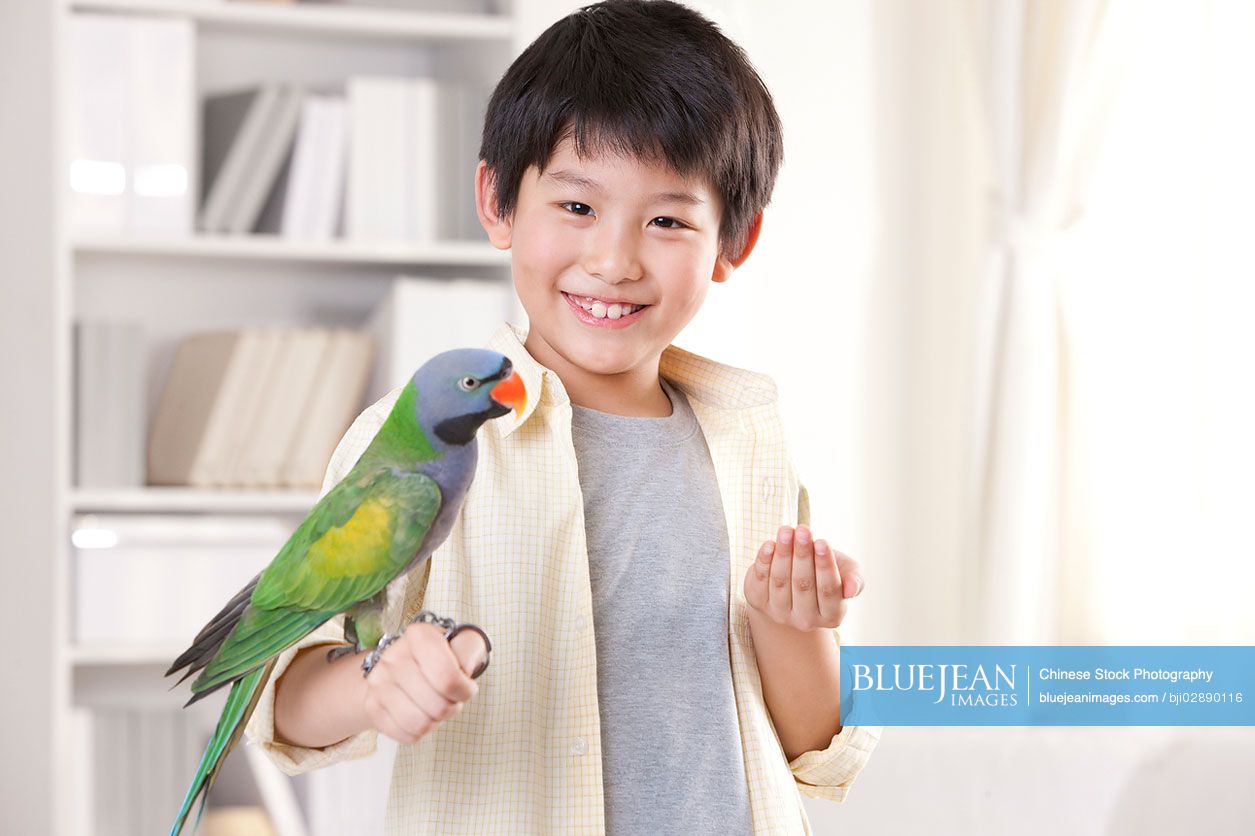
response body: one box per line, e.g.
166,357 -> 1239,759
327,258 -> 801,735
166,573 -> 259,686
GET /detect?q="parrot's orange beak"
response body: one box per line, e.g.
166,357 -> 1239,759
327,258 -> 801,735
490,370 -> 527,419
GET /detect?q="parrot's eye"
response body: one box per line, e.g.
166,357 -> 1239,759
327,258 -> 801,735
458,376 -> 480,391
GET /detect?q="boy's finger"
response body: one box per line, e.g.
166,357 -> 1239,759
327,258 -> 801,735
744,540 -> 774,612
768,525 -> 793,620
815,539 -> 845,624
410,624 -> 476,703
791,525 -> 821,628
835,553 -> 864,599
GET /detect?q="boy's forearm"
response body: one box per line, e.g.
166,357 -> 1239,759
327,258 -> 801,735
746,607 -> 843,761
273,643 -> 372,749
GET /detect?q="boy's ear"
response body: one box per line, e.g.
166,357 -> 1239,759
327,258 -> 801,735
476,160 -> 513,249
712,210 -> 764,283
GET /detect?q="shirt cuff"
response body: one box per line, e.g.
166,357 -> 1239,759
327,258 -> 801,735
788,721 -> 883,800
244,614 -> 379,776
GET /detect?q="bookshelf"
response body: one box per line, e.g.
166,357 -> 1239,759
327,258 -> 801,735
47,1 -> 537,834
70,0 -> 515,42
70,487 -> 322,514
72,232 -> 510,266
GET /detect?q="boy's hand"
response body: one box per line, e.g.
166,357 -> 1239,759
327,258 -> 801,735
743,524 -> 864,632
361,622 -> 488,745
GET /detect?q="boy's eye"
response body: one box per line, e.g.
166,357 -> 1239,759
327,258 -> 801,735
650,216 -> 686,230
559,202 -> 686,230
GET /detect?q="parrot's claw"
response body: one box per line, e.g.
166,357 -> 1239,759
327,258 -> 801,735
325,644 -> 361,664
361,631 -> 402,678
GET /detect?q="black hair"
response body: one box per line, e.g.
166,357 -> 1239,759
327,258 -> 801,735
478,0 -> 784,263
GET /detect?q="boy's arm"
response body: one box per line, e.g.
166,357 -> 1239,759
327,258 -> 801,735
762,479 -> 883,801
245,616 -> 379,776
243,389 -> 402,775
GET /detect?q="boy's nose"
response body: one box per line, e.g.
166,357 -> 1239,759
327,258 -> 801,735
583,226 -> 643,284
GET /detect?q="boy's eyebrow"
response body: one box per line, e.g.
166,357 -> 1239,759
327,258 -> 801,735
543,168 -> 706,206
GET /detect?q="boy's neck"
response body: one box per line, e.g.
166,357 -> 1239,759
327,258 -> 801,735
523,329 -> 673,418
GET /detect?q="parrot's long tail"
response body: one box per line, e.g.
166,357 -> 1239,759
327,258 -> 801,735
169,659 -> 275,836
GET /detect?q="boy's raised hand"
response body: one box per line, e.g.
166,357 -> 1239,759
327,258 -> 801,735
743,524 -> 864,632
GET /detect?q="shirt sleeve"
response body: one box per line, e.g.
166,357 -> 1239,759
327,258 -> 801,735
786,479 -> 884,801
244,391 -> 397,776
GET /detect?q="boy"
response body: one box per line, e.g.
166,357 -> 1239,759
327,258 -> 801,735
247,1 -> 881,833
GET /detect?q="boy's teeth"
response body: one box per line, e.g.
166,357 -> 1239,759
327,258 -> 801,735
571,294 -> 644,319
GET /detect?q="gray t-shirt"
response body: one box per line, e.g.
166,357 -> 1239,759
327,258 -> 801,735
569,376 -> 752,836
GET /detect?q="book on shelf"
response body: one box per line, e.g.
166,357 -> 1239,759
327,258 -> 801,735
214,328 -> 286,485
437,79 -> 495,241
346,76 -> 410,242
200,84 -> 285,234
234,328 -> 330,487
144,329 -> 248,488
66,14 -> 195,237
200,82 -> 307,235
74,320 -> 147,488
230,83 -> 306,234
346,76 -> 491,244
256,93 -> 349,239
279,328 -> 375,487
146,327 -> 374,489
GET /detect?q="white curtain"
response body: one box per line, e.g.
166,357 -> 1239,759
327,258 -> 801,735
959,0 -> 1149,643
1052,0 -> 1255,644
960,0 -> 1255,645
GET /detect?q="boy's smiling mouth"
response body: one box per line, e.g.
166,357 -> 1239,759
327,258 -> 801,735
561,291 -> 651,327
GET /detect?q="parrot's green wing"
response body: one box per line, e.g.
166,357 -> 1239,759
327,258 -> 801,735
189,466 -> 442,695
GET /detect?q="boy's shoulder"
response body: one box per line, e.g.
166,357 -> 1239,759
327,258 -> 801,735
658,340 -> 780,410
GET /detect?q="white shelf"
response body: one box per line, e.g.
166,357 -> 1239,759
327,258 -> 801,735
69,0 -> 513,43
72,487 -> 320,514
72,234 -> 509,266
69,643 -> 188,666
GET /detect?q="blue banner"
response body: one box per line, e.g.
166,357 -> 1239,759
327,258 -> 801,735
838,646 -> 1255,725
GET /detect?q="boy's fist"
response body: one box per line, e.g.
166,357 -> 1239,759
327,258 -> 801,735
361,621 -> 489,745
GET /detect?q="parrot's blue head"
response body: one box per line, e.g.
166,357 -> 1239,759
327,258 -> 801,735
412,348 -> 527,446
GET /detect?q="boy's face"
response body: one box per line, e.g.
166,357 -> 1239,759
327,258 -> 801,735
476,135 -> 759,393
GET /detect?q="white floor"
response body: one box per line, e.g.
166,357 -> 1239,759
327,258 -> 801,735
803,726 -> 1255,836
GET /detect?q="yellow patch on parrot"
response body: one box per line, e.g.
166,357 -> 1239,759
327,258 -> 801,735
307,498 -> 393,576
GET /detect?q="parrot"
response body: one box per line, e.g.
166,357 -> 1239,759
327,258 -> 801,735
164,347 -> 526,836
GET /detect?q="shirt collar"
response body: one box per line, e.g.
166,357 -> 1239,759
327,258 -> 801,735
486,321 -> 779,439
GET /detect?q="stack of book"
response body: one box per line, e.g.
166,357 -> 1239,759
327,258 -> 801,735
145,327 -> 375,489
200,75 -> 490,242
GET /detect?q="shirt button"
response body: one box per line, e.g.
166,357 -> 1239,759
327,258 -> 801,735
575,614 -> 589,633
571,737 -> 588,756
760,476 -> 777,499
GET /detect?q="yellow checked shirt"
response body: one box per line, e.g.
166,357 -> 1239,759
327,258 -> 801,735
246,320 -> 881,834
